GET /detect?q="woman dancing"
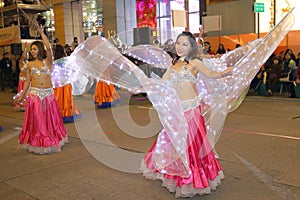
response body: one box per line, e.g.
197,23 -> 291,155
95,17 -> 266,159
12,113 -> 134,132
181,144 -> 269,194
14,25 -> 68,154
140,31 -> 232,197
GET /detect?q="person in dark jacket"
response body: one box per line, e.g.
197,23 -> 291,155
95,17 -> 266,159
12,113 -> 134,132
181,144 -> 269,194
265,56 -> 282,96
0,52 -> 13,91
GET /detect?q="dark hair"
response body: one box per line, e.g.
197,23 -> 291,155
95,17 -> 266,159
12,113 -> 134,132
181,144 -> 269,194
272,56 -> 279,61
172,31 -> 198,64
235,44 -> 241,48
29,41 -> 46,61
54,44 -> 67,60
203,41 -> 212,53
36,14 -> 46,26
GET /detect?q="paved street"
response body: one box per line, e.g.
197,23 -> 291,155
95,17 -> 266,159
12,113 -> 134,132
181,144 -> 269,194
0,90 -> 299,200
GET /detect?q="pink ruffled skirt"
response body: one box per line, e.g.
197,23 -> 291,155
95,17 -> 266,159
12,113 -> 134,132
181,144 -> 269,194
19,87 -> 68,154
141,101 -> 224,198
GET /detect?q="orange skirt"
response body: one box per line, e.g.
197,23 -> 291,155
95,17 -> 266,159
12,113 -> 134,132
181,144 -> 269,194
54,84 -> 81,120
94,81 -> 120,108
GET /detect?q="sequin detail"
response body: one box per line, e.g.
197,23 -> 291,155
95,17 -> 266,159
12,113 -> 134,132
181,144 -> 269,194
31,64 -> 51,76
30,87 -> 54,101
169,65 -> 196,83
181,96 -> 203,111
19,77 -> 26,81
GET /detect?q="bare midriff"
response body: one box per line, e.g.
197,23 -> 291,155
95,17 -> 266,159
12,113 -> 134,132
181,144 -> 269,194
31,74 -> 53,88
175,81 -> 198,100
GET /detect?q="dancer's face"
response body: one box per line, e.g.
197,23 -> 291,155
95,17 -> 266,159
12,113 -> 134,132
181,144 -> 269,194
175,36 -> 191,58
30,45 -> 39,59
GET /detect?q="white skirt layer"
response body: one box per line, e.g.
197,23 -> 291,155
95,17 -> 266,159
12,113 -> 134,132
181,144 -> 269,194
140,160 -> 224,198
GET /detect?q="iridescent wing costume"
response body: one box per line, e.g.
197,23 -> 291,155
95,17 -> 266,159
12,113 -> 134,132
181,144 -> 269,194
51,10 -> 294,176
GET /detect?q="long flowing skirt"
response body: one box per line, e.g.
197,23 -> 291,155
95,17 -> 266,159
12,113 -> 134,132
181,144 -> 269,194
94,81 -> 120,108
141,101 -> 224,198
54,84 -> 81,123
19,87 -> 68,154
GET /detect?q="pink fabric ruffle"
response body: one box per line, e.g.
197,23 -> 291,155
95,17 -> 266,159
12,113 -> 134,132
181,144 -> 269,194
141,105 -> 224,197
19,93 -> 68,154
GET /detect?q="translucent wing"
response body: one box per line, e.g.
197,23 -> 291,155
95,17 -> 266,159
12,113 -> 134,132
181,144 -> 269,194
196,9 -> 295,153
51,57 -> 95,95
124,45 -> 172,69
53,36 -> 191,177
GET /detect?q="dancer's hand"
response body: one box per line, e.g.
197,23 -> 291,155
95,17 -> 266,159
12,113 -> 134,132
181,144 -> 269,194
37,24 -> 44,34
220,66 -> 233,77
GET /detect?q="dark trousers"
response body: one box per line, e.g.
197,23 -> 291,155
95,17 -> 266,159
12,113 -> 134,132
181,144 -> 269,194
267,78 -> 278,92
1,72 -> 13,90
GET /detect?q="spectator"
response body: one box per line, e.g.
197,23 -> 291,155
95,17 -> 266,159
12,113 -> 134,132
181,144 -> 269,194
278,50 -> 285,64
285,48 -> 296,61
248,67 -> 264,96
295,65 -> 300,84
295,52 -> 300,67
265,56 -> 282,96
71,37 -> 79,51
203,41 -> 215,55
216,43 -> 226,55
65,44 -> 73,56
153,39 -> 160,47
292,64 -> 300,98
20,15 -> 30,39
0,52 -> 14,91
281,51 -> 296,81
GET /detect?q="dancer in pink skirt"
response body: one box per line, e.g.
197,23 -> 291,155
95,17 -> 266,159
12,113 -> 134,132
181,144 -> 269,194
140,32 -> 233,197
14,25 -> 68,154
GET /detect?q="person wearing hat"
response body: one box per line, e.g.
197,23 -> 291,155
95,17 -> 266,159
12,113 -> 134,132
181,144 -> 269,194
0,52 -> 13,91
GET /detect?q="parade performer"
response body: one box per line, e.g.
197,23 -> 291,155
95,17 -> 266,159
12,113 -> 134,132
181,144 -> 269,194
94,80 -> 120,108
54,44 -> 81,122
14,25 -> 68,154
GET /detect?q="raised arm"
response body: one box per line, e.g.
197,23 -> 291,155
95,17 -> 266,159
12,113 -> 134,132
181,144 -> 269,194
190,59 -> 233,79
37,25 -> 53,68
19,43 -> 29,69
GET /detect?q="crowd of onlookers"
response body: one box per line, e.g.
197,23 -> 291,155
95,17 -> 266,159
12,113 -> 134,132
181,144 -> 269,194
248,49 -> 300,98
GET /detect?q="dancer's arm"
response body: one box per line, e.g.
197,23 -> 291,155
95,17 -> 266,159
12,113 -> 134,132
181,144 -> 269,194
37,25 -> 53,69
190,59 -> 233,79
